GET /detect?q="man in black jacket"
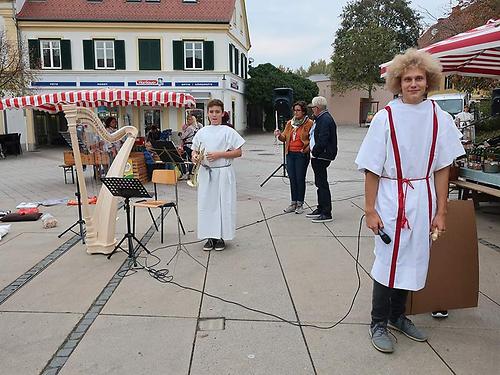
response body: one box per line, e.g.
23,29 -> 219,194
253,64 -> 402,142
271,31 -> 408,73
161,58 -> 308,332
306,96 -> 338,223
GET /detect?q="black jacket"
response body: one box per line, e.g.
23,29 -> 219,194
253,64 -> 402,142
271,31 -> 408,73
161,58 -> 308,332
311,111 -> 338,161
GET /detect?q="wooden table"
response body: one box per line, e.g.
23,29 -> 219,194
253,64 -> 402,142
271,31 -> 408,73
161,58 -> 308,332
450,167 -> 500,207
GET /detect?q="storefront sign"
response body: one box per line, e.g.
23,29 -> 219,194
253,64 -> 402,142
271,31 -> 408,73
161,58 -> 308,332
128,79 -> 172,87
230,79 -> 239,90
31,81 -> 77,87
80,82 -> 125,87
174,82 -> 219,87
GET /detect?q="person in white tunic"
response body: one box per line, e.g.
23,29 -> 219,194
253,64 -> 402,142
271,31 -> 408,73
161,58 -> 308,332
355,49 -> 465,353
192,99 -> 245,251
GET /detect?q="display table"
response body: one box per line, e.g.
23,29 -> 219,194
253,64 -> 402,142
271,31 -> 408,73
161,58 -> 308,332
459,167 -> 500,188
450,168 -> 500,207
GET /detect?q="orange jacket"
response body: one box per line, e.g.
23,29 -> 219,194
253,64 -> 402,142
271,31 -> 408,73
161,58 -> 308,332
277,118 -> 313,154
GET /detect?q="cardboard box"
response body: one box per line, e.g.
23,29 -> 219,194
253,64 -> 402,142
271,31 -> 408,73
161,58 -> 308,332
406,200 -> 479,315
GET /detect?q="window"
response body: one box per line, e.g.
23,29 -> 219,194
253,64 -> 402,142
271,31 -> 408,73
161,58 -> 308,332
83,40 -> 125,70
444,76 -> 453,90
41,40 -> 61,69
229,44 -> 234,73
139,39 -> 161,70
173,40 -> 213,71
184,41 -> 203,70
95,40 -> 115,69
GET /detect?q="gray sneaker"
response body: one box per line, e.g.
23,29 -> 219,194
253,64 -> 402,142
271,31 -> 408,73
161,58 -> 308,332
369,322 -> 394,353
283,203 -> 297,213
388,315 -> 427,342
295,204 -> 304,214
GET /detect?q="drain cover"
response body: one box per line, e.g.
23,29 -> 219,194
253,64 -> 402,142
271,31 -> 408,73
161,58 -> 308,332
198,317 -> 225,331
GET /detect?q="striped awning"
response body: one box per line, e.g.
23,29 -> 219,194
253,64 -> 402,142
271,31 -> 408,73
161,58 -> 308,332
0,89 -> 196,113
381,19 -> 500,79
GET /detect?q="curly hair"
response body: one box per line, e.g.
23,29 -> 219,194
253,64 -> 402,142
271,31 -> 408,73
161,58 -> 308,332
385,48 -> 442,95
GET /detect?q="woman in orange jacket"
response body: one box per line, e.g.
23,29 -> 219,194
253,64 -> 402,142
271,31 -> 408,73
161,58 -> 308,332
274,100 -> 314,214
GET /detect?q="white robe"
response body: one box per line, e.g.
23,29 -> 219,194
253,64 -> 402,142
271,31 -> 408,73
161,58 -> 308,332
355,99 -> 465,291
192,125 -> 245,240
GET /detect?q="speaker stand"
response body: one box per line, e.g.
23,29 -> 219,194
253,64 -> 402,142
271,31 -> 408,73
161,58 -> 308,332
260,141 -> 287,187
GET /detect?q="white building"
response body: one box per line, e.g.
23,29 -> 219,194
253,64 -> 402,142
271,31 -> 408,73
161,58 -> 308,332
1,0 -> 251,150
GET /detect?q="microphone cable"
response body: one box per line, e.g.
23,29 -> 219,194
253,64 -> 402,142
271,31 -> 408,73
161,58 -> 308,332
133,211 -> 366,330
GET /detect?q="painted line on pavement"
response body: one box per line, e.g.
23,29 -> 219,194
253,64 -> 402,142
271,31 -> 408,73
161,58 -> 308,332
0,235 -> 81,306
40,212 -> 163,375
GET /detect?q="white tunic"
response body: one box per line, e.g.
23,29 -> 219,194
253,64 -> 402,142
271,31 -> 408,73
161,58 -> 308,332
355,99 -> 464,290
192,125 -> 245,240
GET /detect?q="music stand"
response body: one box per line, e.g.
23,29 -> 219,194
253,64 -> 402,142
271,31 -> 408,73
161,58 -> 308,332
152,140 -> 189,171
102,177 -> 152,266
58,131 -> 88,244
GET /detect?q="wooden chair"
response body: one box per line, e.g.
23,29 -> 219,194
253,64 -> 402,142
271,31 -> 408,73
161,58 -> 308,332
132,169 -> 185,243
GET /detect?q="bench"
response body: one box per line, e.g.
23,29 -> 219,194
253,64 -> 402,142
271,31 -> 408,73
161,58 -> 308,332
59,164 -> 75,184
450,179 -> 500,207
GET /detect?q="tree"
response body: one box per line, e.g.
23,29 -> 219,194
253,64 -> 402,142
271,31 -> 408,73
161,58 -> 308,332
0,32 -> 35,97
295,59 -> 332,78
330,0 -> 421,100
245,63 -> 318,130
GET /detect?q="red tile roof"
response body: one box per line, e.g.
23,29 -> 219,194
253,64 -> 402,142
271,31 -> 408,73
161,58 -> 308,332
17,0 -> 236,23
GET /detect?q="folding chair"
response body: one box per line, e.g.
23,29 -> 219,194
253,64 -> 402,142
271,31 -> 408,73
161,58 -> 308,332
132,169 -> 186,243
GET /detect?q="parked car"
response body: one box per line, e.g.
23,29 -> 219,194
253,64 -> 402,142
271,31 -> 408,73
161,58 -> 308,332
428,92 -> 469,118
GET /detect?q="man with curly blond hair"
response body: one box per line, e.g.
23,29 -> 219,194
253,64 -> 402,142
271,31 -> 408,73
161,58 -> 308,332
355,49 -> 465,353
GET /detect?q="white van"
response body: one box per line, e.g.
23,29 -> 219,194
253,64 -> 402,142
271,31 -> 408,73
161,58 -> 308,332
427,93 -> 469,117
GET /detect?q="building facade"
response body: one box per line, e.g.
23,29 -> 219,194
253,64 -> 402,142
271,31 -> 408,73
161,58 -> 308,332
309,74 -> 394,126
1,0 -> 251,150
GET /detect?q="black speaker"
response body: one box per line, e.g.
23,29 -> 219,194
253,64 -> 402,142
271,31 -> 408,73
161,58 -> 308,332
491,88 -> 500,116
273,87 -> 294,121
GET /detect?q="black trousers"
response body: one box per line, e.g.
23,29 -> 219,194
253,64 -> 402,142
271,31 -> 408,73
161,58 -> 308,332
183,146 -> 193,174
371,280 -> 409,325
311,158 -> 331,215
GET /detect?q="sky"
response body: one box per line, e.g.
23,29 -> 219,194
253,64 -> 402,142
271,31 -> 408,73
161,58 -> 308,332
245,0 -> 458,70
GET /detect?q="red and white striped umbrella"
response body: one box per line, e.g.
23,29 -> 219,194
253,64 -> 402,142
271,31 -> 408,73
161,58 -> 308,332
0,89 -> 196,113
381,19 -> 500,79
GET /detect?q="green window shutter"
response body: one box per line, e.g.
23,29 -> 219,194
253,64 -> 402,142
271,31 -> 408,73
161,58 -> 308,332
203,41 -> 214,70
240,53 -> 244,77
28,39 -> 40,69
60,40 -> 72,70
244,55 -> 248,79
173,40 -> 184,70
139,39 -> 161,70
83,40 -> 95,70
229,44 -> 233,73
114,40 -> 126,70
234,47 -> 239,76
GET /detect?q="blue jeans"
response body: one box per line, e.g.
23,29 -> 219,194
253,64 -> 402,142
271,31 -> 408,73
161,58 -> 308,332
286,151 -> 310,203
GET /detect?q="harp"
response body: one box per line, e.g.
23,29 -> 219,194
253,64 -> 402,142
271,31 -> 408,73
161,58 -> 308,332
0,89 -> 196,255
64,105 -> 137,254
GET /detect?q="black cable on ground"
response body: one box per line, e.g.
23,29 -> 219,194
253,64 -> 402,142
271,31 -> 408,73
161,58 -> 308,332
131,209 -> 365,330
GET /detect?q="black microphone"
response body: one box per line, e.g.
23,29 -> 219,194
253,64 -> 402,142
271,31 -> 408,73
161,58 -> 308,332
378,228 -> 391,244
